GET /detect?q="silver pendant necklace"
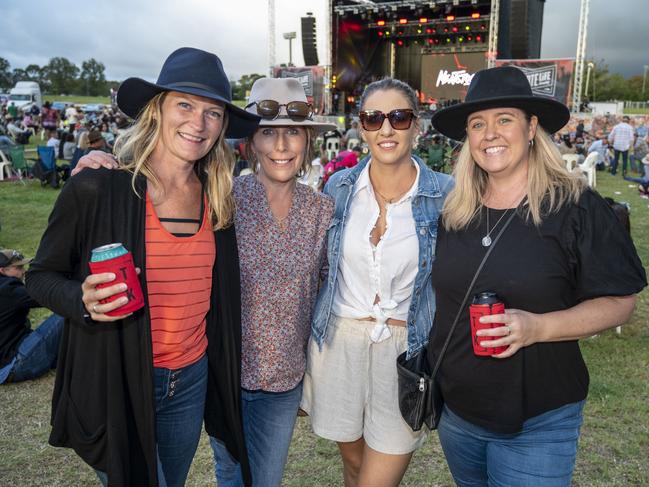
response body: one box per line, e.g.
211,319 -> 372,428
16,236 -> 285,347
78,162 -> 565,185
482,207 -> 510,247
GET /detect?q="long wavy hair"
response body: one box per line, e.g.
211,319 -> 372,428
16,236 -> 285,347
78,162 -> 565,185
113,92 -> 236,230
442,120 -> 585,231
245,126 -> 316,178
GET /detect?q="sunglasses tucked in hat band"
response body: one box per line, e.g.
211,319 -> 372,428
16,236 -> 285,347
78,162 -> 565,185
246,100 -> 313,122
359,109 -> 417,131
244,78 -> 337,133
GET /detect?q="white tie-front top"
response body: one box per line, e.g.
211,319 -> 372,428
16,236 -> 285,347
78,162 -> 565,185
331,160 -> 420,342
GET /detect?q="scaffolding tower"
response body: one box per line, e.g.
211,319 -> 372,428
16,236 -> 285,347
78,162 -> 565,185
268,0 -> 276,76
571,0 -> 590,112
487,0 -> 500,68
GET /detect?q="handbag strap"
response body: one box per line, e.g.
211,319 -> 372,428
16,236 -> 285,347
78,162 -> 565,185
430,206 -> 519,379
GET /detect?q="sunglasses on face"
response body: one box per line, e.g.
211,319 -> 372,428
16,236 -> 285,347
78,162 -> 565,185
359,109 -> 417,131
246,100 -> 313,122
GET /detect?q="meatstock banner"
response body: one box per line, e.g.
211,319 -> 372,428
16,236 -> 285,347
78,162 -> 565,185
421,52 -> 488,102
495,59 -> 575,105
272,66 -> 326,114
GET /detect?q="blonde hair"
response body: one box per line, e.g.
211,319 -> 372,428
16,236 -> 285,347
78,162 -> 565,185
245,126 -> 316,178
443,124 -> 585,231
113,92 -> 235,230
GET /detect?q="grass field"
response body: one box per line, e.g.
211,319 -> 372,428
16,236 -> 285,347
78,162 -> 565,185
0,171 -> 648,486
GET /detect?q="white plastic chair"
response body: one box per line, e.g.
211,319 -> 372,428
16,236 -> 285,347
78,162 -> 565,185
238,168 -> 253,176
0,149 -> 13,181
325,137 -> 340,161
346,137 -> 360,150
577,152 -> 598,187
562,154 -> 580,172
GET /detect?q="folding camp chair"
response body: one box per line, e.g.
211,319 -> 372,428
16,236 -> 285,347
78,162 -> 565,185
35,145 -> 60,188
9,146 -> 33,184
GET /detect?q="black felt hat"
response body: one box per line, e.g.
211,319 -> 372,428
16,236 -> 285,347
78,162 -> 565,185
431,66 -> 570,141
116,47 -> 260,138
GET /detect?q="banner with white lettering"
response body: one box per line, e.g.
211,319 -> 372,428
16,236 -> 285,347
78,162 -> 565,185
421,52 -> 488,102
495,58 -> 575,105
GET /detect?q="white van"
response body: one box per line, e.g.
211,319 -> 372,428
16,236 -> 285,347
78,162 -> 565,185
9,81 -> 42,113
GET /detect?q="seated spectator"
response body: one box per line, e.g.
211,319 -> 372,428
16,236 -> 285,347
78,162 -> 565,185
84,129 -> 109,154
46,131 -> 60,150
343,120 -> 360,145
100,122 -> 115,148
62,133 -> 76,160
624,154 -> 649,198
0,249 -> 64,384
6,117 -> 33,144
588,135 -> 610,169
322,146 -> 362,183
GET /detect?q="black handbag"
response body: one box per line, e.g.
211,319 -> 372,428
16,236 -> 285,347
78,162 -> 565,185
397,209 -> 517,431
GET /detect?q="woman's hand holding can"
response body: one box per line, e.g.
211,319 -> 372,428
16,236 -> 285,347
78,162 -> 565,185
81,271 -> 137,321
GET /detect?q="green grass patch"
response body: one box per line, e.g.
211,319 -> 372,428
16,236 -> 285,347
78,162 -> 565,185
623,107 -> 649,115
43,94 -> 111,105
0,171 -> 647,485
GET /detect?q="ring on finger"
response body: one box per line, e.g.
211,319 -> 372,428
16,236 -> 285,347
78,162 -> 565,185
92,304 -> 98,313
505,325 -> 511,336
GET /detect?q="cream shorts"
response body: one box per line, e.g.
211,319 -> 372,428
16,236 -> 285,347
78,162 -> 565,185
301,316 -> 427,455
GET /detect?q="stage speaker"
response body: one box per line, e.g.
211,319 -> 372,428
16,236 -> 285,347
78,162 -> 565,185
498,0 -> 545,59
301,15 -> 319,66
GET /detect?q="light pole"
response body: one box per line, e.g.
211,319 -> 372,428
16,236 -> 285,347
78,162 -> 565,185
643,65 -> 649,96
584,62 -> 595,100
283,32 -> 296,66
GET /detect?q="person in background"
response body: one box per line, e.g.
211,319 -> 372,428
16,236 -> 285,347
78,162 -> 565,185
0,249 -> 64,385
587,133 -> 610,169
62,133 -> 76,160
26,47 -> 259,487
608,115 -> 635,176
84,129 -> 109,154
630,134 -> 648,175
428,65 -> 646,486
41,101 -> 59,140
303,78 -> 453,487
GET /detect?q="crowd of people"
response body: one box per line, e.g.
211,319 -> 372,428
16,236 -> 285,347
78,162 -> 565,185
1,47 -> 647,487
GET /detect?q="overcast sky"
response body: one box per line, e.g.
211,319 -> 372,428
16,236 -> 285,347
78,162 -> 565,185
1,0 -> 646,84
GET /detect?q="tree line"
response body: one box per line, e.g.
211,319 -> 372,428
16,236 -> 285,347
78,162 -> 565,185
0,57 -> 117,97
1,56 -> 645,102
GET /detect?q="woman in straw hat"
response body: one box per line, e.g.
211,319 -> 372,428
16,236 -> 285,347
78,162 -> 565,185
26,47 -> 259,487
302,77 -> 453,487
208,77 -> 337,487
427,66 -> 646,485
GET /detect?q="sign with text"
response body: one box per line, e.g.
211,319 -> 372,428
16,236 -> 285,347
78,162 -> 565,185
421,52 -> 488,102
495,58 -> 575,105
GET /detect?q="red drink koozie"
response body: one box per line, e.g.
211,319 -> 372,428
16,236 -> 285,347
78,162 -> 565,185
469,292 -> 507,356
88,243 -> 144,316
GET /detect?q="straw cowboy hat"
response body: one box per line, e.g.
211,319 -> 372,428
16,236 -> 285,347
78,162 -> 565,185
116,47 -> 260,138
431,66 -> 570,141
245,78 -> 337,133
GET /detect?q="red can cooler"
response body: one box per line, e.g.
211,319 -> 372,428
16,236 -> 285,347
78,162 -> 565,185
469,292 -> 507,356
88,243 -> 144,316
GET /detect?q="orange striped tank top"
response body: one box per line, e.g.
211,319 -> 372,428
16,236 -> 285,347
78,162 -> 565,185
145,192 -> 215,369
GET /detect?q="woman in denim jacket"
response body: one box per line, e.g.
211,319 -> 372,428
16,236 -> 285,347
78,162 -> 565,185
301,78 -> 453,487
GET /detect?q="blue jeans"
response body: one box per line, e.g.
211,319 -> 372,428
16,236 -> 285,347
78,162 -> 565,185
438,401 -> 585,487
96,353 -> 208,487
0,314 -> 63,384
210,382 -> 303,487
611,149 -> 629,175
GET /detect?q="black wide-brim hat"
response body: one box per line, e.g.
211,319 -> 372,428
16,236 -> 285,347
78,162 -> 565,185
117,47 -> 260,139
431,66 -> 570,141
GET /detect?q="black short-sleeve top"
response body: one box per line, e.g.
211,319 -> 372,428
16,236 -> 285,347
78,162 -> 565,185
428,189 -> 646,434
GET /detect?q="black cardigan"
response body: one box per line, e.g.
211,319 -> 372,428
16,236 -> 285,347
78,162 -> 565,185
26,168 -> 251,486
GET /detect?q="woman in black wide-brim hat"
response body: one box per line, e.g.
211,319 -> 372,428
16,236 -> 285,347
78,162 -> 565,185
427,66 -> 646,485
26,47 -> 259,487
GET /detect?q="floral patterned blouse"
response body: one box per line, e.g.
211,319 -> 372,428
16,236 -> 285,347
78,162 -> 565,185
234,175 -> 334,392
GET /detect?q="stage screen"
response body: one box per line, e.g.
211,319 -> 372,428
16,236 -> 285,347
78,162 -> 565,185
421,52 -> 488,102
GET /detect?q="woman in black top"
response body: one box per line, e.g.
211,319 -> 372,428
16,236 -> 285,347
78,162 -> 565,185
428,66 -> 646,486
